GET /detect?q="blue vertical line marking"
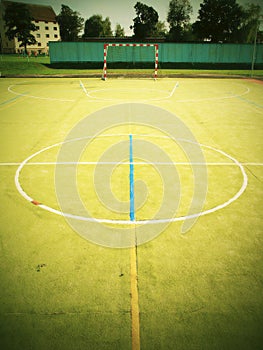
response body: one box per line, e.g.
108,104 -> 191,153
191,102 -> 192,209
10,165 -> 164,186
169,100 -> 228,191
129,134 -> 135,221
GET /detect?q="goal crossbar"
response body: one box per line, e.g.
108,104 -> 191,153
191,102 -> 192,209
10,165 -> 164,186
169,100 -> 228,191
102,43 -> 159,80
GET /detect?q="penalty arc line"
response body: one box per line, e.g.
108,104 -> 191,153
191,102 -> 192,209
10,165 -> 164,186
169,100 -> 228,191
79,80 -> 89,96
79,80 -> 102,102
169,81 -> 179,98
80,82 -> 179,102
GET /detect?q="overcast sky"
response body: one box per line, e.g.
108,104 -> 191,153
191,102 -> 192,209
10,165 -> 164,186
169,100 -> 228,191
10,0 -> 263,35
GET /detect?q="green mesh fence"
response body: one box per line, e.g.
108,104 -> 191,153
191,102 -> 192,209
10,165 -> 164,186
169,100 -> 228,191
49,42 -> 263,65
160,43 -> 260,63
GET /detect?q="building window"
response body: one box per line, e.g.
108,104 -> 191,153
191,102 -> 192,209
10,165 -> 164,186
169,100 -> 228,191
53,27 -> 57,31
45,26 -> 49,30
45,21 -> 48,23
38,42 -> 41,47
36,26 -> 40,30
37,34 -> 40,38
46,34 -> 50,38
54,34 -> 58,38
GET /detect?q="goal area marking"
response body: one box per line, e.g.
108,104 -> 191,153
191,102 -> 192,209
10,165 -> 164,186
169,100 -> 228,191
102,43 -> 159,80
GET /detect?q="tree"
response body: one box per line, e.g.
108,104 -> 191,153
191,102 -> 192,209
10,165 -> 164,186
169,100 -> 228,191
4,2 -> 37,54
102,17 -> 113,37
84,15 -> 103,37
167,0 -> 192,41
130,2 -> 159,39
236,3 -> 262,43
57,5 -> 84,41
84,15 -> 113,37
153,21 -> 168,38
115,24 -> 125,37
193,0 -> 243,42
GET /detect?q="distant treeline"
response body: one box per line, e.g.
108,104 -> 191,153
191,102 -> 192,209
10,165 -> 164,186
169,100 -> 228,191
56,1 -> 263,43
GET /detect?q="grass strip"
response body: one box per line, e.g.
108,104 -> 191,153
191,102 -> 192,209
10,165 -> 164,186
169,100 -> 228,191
1,55 -> 263,78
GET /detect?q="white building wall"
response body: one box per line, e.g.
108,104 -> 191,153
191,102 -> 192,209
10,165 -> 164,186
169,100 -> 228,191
0,2 -> 60,54
26,20 -> 60,55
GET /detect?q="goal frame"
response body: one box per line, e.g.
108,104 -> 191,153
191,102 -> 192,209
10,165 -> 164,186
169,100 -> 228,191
102,43 -> 159,80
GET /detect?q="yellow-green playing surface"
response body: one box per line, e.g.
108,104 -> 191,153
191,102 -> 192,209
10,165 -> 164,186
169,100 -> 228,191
0,77 -> 262,349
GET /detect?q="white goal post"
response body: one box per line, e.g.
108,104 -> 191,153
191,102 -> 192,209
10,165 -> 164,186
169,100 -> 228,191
102,43 -> 159,80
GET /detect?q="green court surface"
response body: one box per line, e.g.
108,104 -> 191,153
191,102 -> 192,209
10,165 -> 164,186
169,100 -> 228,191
0,77 -> 262,349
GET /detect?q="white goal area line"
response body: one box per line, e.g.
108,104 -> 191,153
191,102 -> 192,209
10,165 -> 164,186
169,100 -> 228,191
79,80 -> 179,102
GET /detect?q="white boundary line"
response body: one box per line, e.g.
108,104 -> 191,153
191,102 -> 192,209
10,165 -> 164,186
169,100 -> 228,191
1,161 -> 263,166
14,135 -> 249,225
8,84 -> 76,102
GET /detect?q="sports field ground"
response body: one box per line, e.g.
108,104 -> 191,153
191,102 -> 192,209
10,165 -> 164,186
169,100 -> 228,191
0,76 -> 262,349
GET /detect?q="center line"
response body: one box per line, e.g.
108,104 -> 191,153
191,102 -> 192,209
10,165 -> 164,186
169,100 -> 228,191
129,134 -> 140,349
129,134 -> 135,221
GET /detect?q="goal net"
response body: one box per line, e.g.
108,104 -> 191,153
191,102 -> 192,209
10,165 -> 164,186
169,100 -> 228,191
102,43 -> 159,80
